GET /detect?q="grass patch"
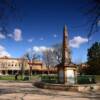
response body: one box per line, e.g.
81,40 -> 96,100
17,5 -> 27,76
41,74 -> 58,83
0,75 -> 41,81
0,75 -> 22,80
95,75 -> 100,82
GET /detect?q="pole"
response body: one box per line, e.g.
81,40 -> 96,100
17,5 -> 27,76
30,65 -> 32,80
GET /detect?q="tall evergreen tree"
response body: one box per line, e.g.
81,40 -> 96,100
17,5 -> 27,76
87,42 -> 100,74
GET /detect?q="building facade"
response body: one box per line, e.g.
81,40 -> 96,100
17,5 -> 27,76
0,56 -> 56,75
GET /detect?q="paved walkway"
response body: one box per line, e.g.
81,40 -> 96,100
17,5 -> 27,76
0,81 -> 100,100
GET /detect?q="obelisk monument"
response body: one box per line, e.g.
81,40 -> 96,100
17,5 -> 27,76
62,25 -> 71,65
57,25 -> 77,84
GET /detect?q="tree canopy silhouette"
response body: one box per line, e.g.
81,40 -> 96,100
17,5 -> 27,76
87,42 -> 100,74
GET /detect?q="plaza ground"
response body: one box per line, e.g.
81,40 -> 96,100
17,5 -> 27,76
0,80 -> 100,100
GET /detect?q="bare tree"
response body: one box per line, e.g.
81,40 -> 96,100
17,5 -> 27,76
23,51 -> 40,77
24,52 -> 40,62
83,0 -> 100,37
42,49 -> 54,74
42,44 -> 62,68
20,57 -> 27,79
42,44 -> 72,71
52,44 -> 62,64
0,0 -> 17,34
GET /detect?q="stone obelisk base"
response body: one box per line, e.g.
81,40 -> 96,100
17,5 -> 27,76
58,66 -> 77,84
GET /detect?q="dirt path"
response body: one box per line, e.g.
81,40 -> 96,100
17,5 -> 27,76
0,81 -> 100,100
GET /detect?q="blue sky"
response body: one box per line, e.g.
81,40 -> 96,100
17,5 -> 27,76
0,0 -> 100,63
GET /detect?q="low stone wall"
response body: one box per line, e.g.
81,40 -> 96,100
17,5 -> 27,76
78,84 -> 100,92
34,82 -> 100,92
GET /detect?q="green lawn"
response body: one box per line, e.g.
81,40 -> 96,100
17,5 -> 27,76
0,75 -> 22,80
95,75 -> 100,82
0,75 -> 40,81
0,75 -> 100,83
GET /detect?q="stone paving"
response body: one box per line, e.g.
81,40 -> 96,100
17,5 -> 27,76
0,81 -> 100,100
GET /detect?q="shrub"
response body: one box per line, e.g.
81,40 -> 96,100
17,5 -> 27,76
77,75 -> 95,84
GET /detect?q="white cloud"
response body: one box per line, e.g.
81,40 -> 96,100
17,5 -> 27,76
0,45 -> 11,57
53,34 -> 57,38
0,45 -> 5,51
13,29 -> 22,41
0,33 -> 6,39
8,34 -> 13,38
32,46 -> 53,53
27,38 -> 34,42
40,37 -> 44,40
69,36 -> 88,48
8,28 -> 22,41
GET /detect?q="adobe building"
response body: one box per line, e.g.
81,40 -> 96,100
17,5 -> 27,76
56,25 -> 77,84
0,56 -> 56,75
